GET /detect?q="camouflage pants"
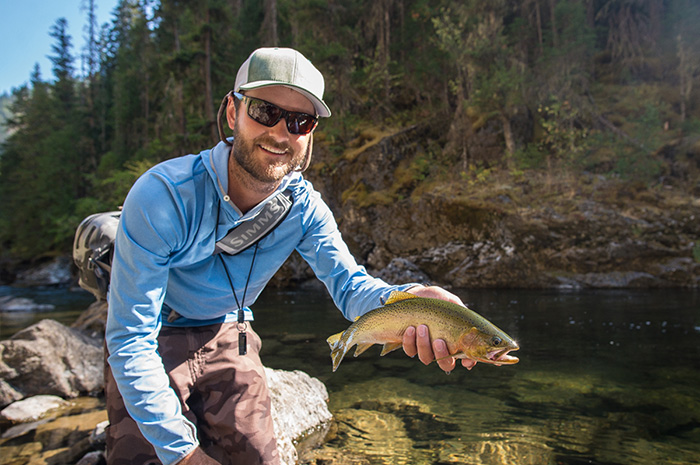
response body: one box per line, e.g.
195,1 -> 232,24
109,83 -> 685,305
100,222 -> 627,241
104,323 -> 280,465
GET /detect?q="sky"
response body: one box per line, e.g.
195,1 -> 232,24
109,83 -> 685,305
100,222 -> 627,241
0,0 -> 119,96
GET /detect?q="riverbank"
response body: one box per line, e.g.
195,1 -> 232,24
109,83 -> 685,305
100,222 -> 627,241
287,125 -> 700,290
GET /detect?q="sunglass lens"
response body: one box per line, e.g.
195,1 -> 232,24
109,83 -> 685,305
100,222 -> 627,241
287,114 -> 316,135
244,95 -> 316,135
247,100 -> 282,127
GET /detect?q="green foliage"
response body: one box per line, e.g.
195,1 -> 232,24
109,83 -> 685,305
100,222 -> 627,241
537,96 -> 591,164
514,144 -> 548,171
612,105 -> 665,180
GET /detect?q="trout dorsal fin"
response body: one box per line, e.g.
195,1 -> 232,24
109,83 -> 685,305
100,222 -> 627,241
384,291 -> 419,305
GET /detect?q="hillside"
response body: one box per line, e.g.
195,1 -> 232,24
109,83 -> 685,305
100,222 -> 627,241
0,0 -> 699,289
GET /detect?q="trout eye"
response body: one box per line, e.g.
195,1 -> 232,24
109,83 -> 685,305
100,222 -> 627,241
491,336 -> 502,346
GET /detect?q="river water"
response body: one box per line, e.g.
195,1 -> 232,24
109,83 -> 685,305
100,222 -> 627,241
1,286 -> 699,464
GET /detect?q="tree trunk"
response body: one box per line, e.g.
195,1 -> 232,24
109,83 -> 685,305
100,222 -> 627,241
499,112 -> 516,168
261,0 -> 278,46
203,6 -> 216,143
548,0 -> 558,49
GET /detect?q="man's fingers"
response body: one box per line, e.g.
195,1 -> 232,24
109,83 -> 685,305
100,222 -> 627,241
461,358 -> 477,370
403,326 -> 417,358
416,325 -> 435,365
404,324 -> 476,372
433,339 -> 457,373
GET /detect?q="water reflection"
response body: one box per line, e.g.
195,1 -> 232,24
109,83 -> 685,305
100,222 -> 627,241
0,285 -> 94,339
0,287 -> 698,465
255,288 -> 700,465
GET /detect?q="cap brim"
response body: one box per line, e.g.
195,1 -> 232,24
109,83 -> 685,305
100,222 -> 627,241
238,81 -> 331,118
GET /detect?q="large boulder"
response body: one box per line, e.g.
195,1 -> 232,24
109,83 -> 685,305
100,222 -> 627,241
0,319 -> 103,406
266,368 -> 333,465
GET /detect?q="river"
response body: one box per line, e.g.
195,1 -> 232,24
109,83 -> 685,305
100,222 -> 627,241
1,286 -> 699,464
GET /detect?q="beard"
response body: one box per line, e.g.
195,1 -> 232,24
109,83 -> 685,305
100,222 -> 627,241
231,124 -> 310,184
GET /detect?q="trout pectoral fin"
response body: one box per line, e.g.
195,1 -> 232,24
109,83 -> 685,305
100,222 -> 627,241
354,343 -> 374,357
380,342 -> 403,356
435,352 -> 462,362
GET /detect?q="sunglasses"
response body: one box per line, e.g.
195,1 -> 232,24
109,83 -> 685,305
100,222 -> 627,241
233,92 -> 318,135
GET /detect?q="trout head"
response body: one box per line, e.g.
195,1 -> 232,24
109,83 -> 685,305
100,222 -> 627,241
456,327 -> 520,366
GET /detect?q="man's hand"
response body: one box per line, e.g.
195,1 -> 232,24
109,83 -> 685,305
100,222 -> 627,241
402,286 -> 477,372
178,447 -> 221,465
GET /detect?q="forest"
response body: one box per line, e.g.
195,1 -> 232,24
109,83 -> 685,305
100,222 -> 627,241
1,0 -> 699,264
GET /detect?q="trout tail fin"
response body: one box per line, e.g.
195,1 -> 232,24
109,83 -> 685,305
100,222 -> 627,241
327,331 -> 347,372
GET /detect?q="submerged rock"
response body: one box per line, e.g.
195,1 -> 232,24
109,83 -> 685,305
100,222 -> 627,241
0,296 -> 55,312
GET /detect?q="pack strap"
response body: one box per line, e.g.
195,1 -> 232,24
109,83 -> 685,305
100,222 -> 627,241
214,190 -> 293,255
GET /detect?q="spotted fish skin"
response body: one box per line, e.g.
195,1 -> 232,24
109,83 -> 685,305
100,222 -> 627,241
326,291 -> 519,372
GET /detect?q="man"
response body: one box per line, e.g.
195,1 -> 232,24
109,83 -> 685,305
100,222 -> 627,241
105,47 -> 475,465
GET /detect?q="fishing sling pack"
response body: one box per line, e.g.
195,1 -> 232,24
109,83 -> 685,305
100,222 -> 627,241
72,190 -> 293,301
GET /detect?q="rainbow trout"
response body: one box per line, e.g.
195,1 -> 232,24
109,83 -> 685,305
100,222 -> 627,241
327,291 -> 519,372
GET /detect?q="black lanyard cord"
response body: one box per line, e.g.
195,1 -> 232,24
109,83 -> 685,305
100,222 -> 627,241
217,242 -> 259,319
216,199 -> 259,355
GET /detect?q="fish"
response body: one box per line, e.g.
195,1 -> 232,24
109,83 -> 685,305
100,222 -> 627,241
326,291 -> 519,372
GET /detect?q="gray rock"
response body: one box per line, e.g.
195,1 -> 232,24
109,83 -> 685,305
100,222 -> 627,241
1,418 -> 51,440
71,300 -> 109,336
0,319 -> 103,406
15,256 -> 72,286
375,258 -> 430,285
76,450 -> 106,465
265,368 -> 333,465
0,394 -> 67,423
89,419 -> 109,448
0,296 -> 55,312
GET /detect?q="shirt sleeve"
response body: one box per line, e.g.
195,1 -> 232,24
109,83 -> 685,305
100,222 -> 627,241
105,171 -> 199,465
295,187 -> 418,321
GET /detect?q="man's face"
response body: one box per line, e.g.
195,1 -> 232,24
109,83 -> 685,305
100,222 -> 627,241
229,86 -> 314,184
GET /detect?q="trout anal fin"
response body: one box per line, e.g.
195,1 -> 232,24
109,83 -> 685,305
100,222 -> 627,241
354,343 -> 374,357
380,342 -> 403,356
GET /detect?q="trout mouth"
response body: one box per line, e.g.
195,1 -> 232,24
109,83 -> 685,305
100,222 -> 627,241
486,347 -> 519,365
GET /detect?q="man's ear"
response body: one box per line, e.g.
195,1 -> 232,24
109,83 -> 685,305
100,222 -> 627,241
216,91 -> 235,145
226,94 -> 237,131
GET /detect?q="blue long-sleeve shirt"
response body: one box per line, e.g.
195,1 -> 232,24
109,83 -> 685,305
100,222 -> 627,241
105,140 -> 415,464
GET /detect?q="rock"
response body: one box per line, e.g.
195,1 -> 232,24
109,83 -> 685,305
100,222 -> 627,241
265,368 -> 333,465
0,394 -> 67,423
89,419 -> 109,449
71,300 -> 109,336
0,319 -> 103,406
15,256 -> 73,286
374,258 -> 429,285
1,417 -> 51,440
569,271 -> 661,288
0,295 -> 55,312
76,451 -> 106,465
0,379 -> 23,405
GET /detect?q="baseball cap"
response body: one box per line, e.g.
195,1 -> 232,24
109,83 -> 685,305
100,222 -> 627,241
234,47 -> 331,118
